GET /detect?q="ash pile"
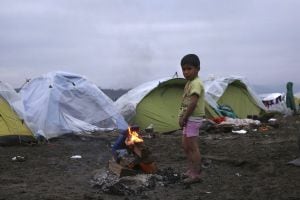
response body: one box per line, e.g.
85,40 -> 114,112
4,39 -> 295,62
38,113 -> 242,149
91,167 -> 182,196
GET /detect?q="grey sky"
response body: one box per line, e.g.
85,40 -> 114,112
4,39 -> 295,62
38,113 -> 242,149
0,0 -> 299,90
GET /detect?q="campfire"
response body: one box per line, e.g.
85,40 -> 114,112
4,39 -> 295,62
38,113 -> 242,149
125,127 -> 144,146
109,126 -> 157,177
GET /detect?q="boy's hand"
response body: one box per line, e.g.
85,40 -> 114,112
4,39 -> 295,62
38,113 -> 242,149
179,94 -> 198,128
179,116 -> 187,128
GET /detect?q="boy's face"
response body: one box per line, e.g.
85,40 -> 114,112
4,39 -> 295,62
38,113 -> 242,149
181,64 -> 199,80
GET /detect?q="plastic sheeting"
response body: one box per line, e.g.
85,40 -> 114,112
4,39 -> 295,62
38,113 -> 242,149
0,81 -> 26,119
259,93 -> 292,115
20,71 -> 128,139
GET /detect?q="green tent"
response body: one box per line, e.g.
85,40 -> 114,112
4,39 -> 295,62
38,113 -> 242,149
115,78 -> 219,133
0,96 -> 34,145
205,77 -> 266,118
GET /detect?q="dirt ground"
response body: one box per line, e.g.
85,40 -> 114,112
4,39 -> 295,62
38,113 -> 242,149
1,115 -> 300,200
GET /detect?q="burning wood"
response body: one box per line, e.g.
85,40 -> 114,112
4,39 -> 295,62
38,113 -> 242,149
109,126 -> 157,177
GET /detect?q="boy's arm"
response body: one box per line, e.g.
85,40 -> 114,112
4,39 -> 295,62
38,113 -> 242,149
179,94 -> 199,127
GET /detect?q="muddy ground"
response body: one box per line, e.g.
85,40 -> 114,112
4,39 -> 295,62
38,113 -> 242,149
1,115 -> 300,200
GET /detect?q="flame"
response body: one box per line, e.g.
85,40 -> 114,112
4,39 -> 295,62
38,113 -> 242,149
125,127 -> 143,146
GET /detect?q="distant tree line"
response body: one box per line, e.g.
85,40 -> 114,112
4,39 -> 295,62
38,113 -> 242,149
100,88 -> 130,101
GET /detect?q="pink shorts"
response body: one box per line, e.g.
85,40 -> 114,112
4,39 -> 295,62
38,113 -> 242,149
183,119 -> 203,137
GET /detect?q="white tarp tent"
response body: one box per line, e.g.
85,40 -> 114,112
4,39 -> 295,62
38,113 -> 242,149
20,71 -> 128,139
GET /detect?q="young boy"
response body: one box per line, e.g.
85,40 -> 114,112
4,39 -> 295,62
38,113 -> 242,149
179,54 -> 205,183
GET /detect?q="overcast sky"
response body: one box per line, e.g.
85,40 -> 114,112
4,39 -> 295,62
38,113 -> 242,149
0,0 -> 299,90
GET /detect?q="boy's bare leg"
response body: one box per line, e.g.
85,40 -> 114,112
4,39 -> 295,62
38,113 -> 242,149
187,136 -> 201,177
182,136 -> 193,175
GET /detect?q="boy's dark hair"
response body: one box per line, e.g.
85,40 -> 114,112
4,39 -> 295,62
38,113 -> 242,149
180,54 -> 200,69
